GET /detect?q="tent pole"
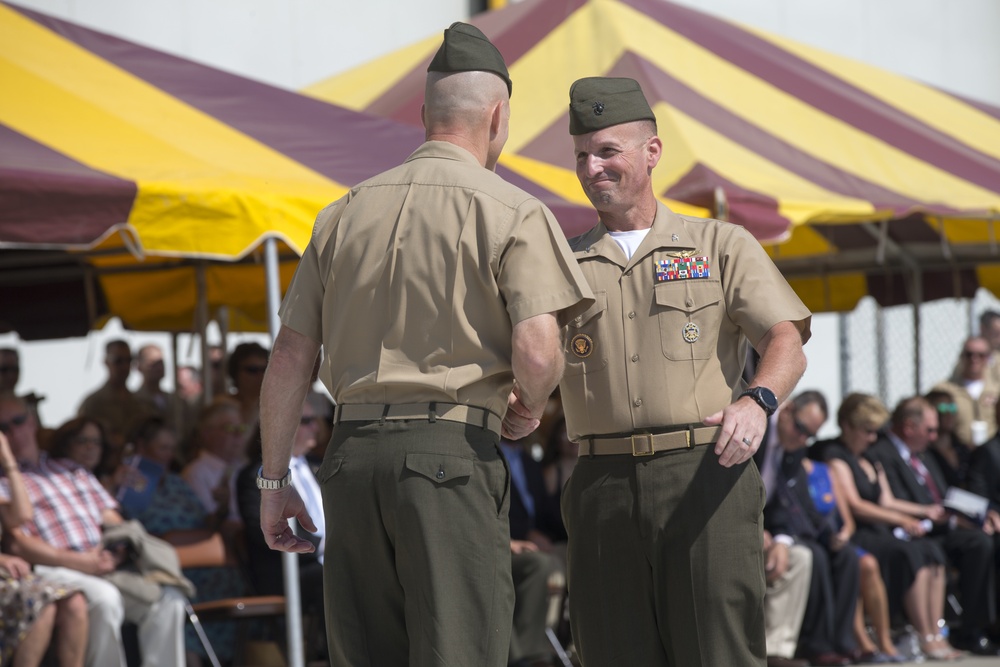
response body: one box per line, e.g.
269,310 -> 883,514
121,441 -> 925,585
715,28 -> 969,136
264,238 -> 305,667
196,263 -> 211,407
912,271 -> 923,394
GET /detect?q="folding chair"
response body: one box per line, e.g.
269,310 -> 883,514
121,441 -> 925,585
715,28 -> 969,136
172,531 -> 287,667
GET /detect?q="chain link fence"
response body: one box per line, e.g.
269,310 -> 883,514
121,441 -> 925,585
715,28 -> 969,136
838,289 -> 1000,410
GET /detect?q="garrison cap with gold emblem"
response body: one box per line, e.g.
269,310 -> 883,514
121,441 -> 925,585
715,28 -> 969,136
569,77 -> 656,135
428,22 -> 512,97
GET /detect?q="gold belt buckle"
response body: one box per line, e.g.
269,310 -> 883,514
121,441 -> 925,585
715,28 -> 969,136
630,433 -> 655,456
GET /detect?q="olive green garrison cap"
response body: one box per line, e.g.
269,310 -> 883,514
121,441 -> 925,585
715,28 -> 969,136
568,76 -> 655,135
427,22 -> 512,97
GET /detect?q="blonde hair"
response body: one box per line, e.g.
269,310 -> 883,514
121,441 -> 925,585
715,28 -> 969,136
838,392 -> 889,431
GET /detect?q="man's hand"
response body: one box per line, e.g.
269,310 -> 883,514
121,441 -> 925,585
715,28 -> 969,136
78,547 -> 117,576
260,486 -> 318,553
704,397 -> 767,468
764,540 -> 789,583
502,388 -> 540,440
510,539 -> 539,555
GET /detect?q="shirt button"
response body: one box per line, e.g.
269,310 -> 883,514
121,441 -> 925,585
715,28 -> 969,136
628,311 -> 636,319
633,398 -> 643,407
631,354 -> 639,362
436,467 -> 445,480
625,269 -> 633,277
685,298 -> 694,307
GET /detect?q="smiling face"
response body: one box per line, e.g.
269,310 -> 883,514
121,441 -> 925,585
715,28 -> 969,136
573,120 -> 661,224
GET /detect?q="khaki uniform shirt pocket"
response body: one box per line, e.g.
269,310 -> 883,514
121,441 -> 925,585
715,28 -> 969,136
654,280 -> 723,361
564,291 -> 609,377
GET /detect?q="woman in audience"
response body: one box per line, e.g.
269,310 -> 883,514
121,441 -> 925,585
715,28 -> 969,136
119,417 -> 247,667
822,393 -> 961,661
47,417 -> 127,493
1,431 -> 88,667
803,438 -> 903,662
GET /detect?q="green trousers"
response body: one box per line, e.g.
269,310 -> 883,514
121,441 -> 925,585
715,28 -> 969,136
562,444 -> 767,666
316,420 -> 513,667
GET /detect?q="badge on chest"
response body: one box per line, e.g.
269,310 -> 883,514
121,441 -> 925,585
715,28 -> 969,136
655,250 -> 710,282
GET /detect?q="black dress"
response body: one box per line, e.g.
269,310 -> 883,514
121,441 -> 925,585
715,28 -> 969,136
823,441 -> 945,619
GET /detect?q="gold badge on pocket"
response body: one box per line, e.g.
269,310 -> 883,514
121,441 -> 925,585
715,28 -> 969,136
571,333 -> 594,358
682,322 -> 700,343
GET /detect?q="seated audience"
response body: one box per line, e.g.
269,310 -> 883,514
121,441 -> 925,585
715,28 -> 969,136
182,399 -> 247,536
924,389 -> 972,489
818,393 -> 956,661
1,430 -> 88,667
123,417 -> 247,667
763,391 -> 857,666
47,417 -> 127,494
762,529 -> 812,667
77,340 -> 153,450
500,437 -> 559,667
866,396 -> 998,656
932,336 -> 998,448
226,342 -> 269,444
0,395 -> 186,667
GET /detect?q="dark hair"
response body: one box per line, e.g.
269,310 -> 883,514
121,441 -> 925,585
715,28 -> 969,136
227,342 -> 269,383
129,417 -> 172,449
980,310 -> 1000,330
49,417 -> 107,461
105,339 -> 130,355
892,396 -> 932,431
791,390 -> 828,421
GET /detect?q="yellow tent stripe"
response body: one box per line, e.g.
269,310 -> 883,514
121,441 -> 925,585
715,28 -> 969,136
0,6 -> 343,257
658,104 -> 877,227
604,6 -> 1000,209
302,35 -> 440,111
748,27 -> 1000,165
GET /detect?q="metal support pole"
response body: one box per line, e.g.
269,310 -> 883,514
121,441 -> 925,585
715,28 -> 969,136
196,263 -> 211,407
264,239 -> 305,667
912,271 -> 923,394
838,312 -> 849,398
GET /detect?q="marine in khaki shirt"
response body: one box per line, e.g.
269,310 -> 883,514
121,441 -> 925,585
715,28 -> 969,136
256,23 -> 592,667
557,77 -> 811,667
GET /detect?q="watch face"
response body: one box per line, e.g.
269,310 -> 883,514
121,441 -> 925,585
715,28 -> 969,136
758,387 -> 778,411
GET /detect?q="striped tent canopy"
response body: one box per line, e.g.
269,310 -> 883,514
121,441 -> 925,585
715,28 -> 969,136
305,0 -> 1000,312
0,2 -> 606,340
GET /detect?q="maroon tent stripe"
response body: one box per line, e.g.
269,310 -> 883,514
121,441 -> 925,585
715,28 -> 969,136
618,55 -> 944,215
518,53 -> 936,219
623,0 -> 1000,196
5,2 -> 422,186
475,0 -> 588,73
364,0 -> 590,126
664,163 -> 790,239
0,124 -> 136,245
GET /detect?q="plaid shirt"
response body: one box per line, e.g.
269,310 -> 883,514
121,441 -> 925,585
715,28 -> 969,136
0,454 -> 117,551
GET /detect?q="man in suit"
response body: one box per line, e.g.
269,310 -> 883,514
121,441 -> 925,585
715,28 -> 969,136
763,392 -> 856,666
500,438 -> 559,667
867,396 -> 999,655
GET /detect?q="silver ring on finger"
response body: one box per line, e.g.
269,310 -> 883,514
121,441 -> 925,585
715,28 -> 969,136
741,436 -> 753,447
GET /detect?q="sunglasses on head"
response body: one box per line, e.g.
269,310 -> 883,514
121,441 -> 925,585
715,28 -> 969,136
0,413 -> 28,434
936,402 -> 958,414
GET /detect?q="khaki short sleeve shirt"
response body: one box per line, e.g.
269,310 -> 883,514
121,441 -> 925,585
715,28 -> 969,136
559,203 -> 811,441
280,141 -> 593,416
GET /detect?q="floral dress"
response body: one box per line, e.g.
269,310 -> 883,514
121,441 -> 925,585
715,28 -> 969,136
0,572 -> 77,666
132,472 -> 247,662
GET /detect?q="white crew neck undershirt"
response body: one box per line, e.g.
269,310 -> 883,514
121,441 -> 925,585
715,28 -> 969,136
608,228 -> 651,260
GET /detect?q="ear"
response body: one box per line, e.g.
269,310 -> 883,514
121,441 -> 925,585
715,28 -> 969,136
489,102 -> 503,139
420,103 -> 427,130
646,136 -> 663,171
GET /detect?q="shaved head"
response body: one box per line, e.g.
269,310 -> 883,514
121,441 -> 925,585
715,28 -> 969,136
423,71 -> 510,133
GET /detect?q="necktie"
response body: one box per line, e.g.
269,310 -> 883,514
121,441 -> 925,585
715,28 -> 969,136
908,456 -> 942,504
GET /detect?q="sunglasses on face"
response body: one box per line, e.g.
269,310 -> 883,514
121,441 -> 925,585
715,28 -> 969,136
299,416 -> 317,426
792,416 -> 818,439
936,403 -> 958,414
0,365 -> 18,375
0,413 -> 29,434
71,435 -> 103,447
240,365 -> 267,375
962,350 -> 989,360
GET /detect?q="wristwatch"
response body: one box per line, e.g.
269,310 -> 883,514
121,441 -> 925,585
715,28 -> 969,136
256,466 -> 291,490
740,386 -> 778,417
